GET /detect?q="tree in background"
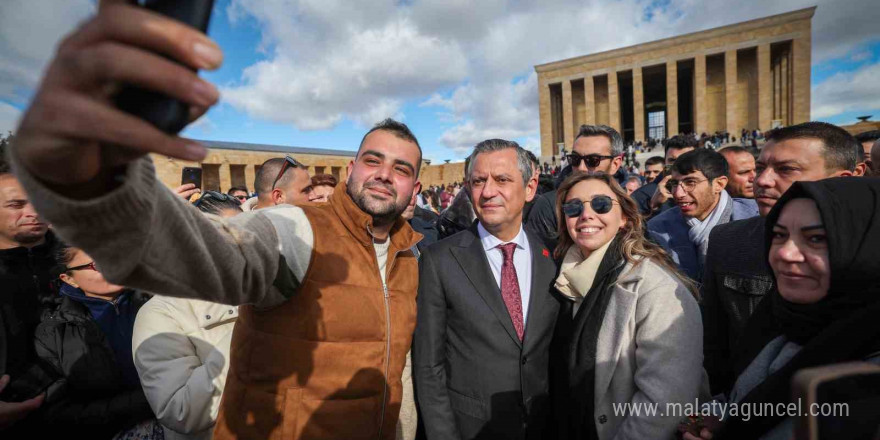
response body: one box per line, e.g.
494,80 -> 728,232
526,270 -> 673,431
0,132 -> 12,158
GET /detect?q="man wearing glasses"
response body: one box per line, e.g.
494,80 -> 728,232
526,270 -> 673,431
526,124 -> 623,250
252,156 -> 318,209
646,148 -> 758,282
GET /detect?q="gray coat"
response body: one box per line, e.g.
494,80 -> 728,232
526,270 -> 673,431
589,258 -> 704,440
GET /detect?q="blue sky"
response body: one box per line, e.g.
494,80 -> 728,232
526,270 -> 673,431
1,0 -> 879,162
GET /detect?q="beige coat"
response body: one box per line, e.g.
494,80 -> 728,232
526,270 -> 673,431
591,258 -> 704,440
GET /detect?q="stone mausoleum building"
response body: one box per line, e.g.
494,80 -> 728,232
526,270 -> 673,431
536,7 -> 815,158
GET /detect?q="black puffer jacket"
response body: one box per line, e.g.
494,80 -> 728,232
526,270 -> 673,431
0,231 -> 60,401
32,290 -> 154,438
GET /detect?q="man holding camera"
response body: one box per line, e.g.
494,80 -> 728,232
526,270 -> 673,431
7,2 -> 423,439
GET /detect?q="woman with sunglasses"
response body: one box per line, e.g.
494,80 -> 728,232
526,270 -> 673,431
31,245 -> 159,438
549,173 -> 704,440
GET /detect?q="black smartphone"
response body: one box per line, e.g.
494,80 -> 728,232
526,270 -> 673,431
115,0 -> 215,134
181,167 -> 203,189
793,362 -> 880,439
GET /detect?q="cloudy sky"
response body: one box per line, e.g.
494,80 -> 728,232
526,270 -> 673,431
1,0 -> 878,161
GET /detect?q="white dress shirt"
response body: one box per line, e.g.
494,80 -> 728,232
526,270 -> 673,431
477,222 -> 533,324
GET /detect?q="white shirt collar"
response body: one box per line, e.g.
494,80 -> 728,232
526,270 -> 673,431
477,222 -> 529,253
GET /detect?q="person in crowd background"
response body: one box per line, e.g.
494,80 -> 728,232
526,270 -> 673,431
701,121 -> 862,394
310,173 -> 338,202
624,175 -> 642,194
0,158 -> 55,421
193,191 -> 242,218
33,244 -> 156,438
225,186 -> 249,203
641,156 -> 664,184
647,149 -> 758,281
855,130 -> 880,176
686,178 -> 880,440
631,135 -> 697,217
527,124 -> 624,251
252,156 -> 317,209
871,138 -> 880,175
414,139 -> 558,440
550,173 -> 703,440
718,146 -> 756,198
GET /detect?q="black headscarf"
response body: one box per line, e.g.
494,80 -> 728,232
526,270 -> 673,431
720,177 -> 880,438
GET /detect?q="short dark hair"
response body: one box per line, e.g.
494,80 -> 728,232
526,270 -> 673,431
645,156 -> 665,168
195,192 -> 243,216
672,148 -> 729,181
254,157 -> 307,196
574,124 -> 624,156
765,121 -> 859,172
358,118 -> 422,176
227,185 -> 249,196
311,173 -> 338,188
855,130 -> 880,144
525,150 -> 540,172
665,134 -> 699,156
719,146 -> 750,156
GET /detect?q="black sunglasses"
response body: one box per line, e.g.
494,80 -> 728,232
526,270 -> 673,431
562,195 -> 618,217
66,261 -> 98,272
193,190 -> 241,208
566,153 -> 617,168
272,156 -> 305,190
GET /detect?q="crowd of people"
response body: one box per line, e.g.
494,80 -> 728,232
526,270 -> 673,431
2,4 -> 880,440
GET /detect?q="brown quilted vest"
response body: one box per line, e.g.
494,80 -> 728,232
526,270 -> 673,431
213,183 -> 421,440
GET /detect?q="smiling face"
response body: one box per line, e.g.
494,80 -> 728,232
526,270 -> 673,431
469,148 -> 536,240
769,198 -> 830,304
669,169 -> 726,221
346,129 -> 421,226
0,174 -> 48,249
563,179 -> 626,257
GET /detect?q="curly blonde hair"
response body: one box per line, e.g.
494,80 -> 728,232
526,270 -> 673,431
553,173 -> 698,298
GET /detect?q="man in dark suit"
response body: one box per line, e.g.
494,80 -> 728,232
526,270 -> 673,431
414,139 -> 560,440
701,122 -> 862,394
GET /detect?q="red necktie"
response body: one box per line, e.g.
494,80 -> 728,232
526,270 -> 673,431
497,243 -> 524,341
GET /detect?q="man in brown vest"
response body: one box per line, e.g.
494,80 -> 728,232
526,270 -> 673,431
6,3 -> 424,438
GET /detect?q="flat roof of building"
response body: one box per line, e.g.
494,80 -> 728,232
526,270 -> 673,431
534,6 -> 815,72
199,139 -> 357,157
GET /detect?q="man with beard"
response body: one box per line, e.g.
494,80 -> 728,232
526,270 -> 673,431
0,159 -> 54,426
5,7 -> 423,435
718,146 -> 756,198
646,149 -> 758,282
701,122 -> 861,395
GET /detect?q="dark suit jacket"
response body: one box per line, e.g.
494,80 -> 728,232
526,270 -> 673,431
700,216 -> 774,394
413,224 -> 560,440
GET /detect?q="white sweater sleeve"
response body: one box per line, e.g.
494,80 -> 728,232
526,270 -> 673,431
132,298 -> 226,435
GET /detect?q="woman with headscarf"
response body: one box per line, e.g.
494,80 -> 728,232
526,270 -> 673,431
550,173 -> 704,440
685,177 -> 880,439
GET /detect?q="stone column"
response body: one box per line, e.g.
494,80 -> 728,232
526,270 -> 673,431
666,60 -> 679,136
781,49 -> 789,124
244,163 -> 257,193
584,75 -> 596,125
725,49 -> 739,138
539,81 -> 553,157
219,163 -> 232,193
633,66 -> 645,143
792,35 -> 811,124
562,80 -> 574,148
758,44 -> 772,132
694,54 -> 707,135
608,71 -> 621,133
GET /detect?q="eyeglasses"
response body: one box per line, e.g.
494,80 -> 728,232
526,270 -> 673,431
193,190 -> 241,208
272,156 -> 305,190
562,195 -> 619,217
665,178 -> 708,193
233,195 -> 249,201
67,261 -> 98,272
566,153 -> 618,168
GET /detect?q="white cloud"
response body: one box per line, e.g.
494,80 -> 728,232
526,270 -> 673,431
812,61 -> 880,119
0,102 -> 22,134
0,0 -> 94,101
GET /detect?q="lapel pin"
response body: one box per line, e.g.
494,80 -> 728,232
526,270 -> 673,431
542,248 -> 550,258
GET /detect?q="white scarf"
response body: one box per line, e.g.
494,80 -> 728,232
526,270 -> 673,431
686,190 -> 732,267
